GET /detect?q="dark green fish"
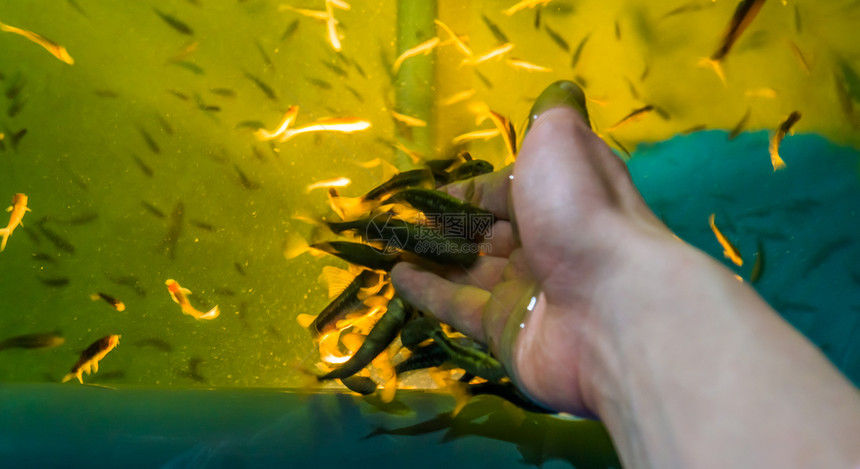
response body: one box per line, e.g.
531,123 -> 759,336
345,85 -> 364,102
321,61 -> 348,77
38,276 -> 71,288
141,201 -> 166,219
394,342 -> 447,375
154,8 -> 194,35
319,296 -> 410,381
388,188 -> 491,218
448,160 -> 494,182
481,14 -> 509,44
710,0 -> 766,62
190,219 -> 215,231
130,153 -> 154,177
4,73 -> 25,100
58,212 -> 99,226
362,168 -> 435,201
728,108 -> 751,140
235,120 -> 266,131
307,77 -> 333,90
105,273 -> 146,297
309,270 -> 379,337
340,376 -> 377,395
468,382 -> 554,414
399,316 -> 435,350
179,357 -> 206,383
7,96 -> 26,117
544,25 -> 570,51
255,40 -> 273,68
210,87 -> 237,98
244,72 -> 278,101
138,127 -> 160,154
233,164 -> 260,190
310,241 -> 401,272
429,329 -> 506,382
475,70 -> 493,89
280,20 -> 299,41
31,252 -> 56,264
133,338 -> 173,352
36,219 -> 75,254
0,332 -> 64,351
326,215 -> 480,266
9,127 -> 27,151
570,34 -> 591,68
163,202 -> 184,259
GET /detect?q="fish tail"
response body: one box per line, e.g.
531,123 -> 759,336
200,305 -> 220,320
0,228 -> 8,252
61,372 -> 80,383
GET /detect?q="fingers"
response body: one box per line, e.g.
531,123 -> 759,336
440,165 -> 513,220
391,262 -> 490,340
443,255 -> 508,291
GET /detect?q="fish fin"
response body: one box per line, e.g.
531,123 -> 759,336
380,160 -> 400,181
5,206 -> 11,212
697,57 -> 726,83
319,266 -> 356,299
61,373 -> 74,383
326,190 -> 371,221
296,313 -> 316,329
89,293 -> 100,301
180,287 -> 192,295
362,295 -> 389,310
283,232 -> 309,259
0,229 -> 8,252
200,306 -> 220,320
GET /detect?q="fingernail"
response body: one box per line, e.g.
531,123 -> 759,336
526,80 -> 590,132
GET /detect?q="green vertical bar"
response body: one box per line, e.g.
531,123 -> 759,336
395,0 -> 437,168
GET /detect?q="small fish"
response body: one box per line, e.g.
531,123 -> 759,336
7,96 -> 26,117
130,153 -> 154,177
389,188 -> 491,219
769,111 -> 801,171
105,273 -> 146,297
133,338 -> 173,352
163,202 -> 184,259
234,164 -> 261,190
543,24 -> 570,51
210,87 -> 236,98
306,177 -> 351,193
138,127 -> 160,154
309,241 -> 402,272
804,238 -> 852,276
4,73 -> 25,100
38,276 -> 70,287
90,292 -> 126,312
66,0 -> 88,17
236,120 -> 266,131
340,376 -> 378,395
244,72 -> 278,101
255,40 -> 273,69
0,332 -> 64,351
709,213 -> 743,266
750,240 -> 764,283
429,329 -> 506,382
179,357 -> 206,383
168,89 -> 189,101
321,61 -> 348,77
280,19 -> 300,41
394,342 -> 448,375
534,4 -> 542,29
702,0 -> 766,80
364,169 -> 436,201
787,40 -> 810,75
153,8 -> 194,35
793,4 -> 802,34
506,58 -> 552,72
31,252 -> 56,264
190,219 -> 215,231
141,201 -> 166,219
503,0 -> 552,16
305,270 -> 381,337
307,77 -> 333,90
0,193 -> 30,252
170,60 -> 205,75
93,89 -> 119,99
165,279 -> 220,320
614,20 -> 622,40
570,33 -> 591,68
607,105 -> 654,132
345,85 -> 364,102
481,14 -> 509,43
434,19 -> 472,57
234,262 -> 246,276
0,20 -> 74,65
392,37 -> 440,73
62,335 -> 120,383
475,70 -> 493,89
452,128 -> 501,145
319,296 -> 410,381
728,109 -> 751,140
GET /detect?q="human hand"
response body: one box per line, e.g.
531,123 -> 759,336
391,81 -> 674,415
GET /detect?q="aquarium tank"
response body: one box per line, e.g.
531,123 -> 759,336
1,0 -> 858,467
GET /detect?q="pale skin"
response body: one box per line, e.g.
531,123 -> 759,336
392,105 -> 860,468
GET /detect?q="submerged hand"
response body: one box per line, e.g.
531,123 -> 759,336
391,82 -> 672,415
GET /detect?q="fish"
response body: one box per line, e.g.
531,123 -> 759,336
190,220 -> 215,231
787,41 -> 810,75
130,153 -> 154,177
307,270 -> 381,337
750,240 -> 764,283
388,188 -> 491,218
255,40 -> 273,69
503,0 -> 552,16
467,382 -> 553,414
463,43 -> 514,66
607,105 -> 654,132
90,292 -> 126,312
440,89 -> 476,106
210,87 -> 236,98
141,201 -> 166,219
434,19 -> 472,57
105,273 -> 146,297
534,5 -> 542,29
395,342 -> 448,375
570,34 -> 591,68
133,338 -> 173,352
481,14 -> 509,43
390,110 -> 427,127
273,117 -> 371,143
661,1 -> 717,19
244,72 -> 278,101
319,296 -> 410,381
543,25 -> 570,51
31,252 -> 56,264
62,335 -> 120,383
179,357 -> 206,383
168,89 -> 189,101
0,332 -> 64,351
363,169 -> 436,201
345,85 -> 364,102
309,241 -> 402,272
8,127 -> 27,151
307,77 -> 333,90
306,177 -> 351,193
0,21 -> 74,65
769,111 -> 801,171
281,19 -> 300,41
728,109 -> 751,140
804,238 -> 852,277
66,0 -> 88,17
153,8 -> 194,35
170,60 -> 204,75
448,160 -> 494,182
326,215 -> 480,266
392,37 -> 440,73
138,127 -> 160,154
7,96 -> 26,117
429,329 -> 506,382
340,376 -> 378,395
0,193 -> 30,252
165,279 -> 220,320
234,262 -> 247,276
321,60 -> 349,77
38,276 -> 70,287
506,59 -> 552,72
163,202 -> 183,259
399,316 -> 436,350
4,73 -> 25,100
708,213 -> 743,266
475,70 -> 493,89
233,164 -> 261,190
702,0 -> 766,81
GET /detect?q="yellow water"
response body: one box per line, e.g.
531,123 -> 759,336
0,0 -> 858,388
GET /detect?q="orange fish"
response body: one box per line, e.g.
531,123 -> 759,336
165,279 -> 219,320
0,21 -> 74,65
0,193 -> 30,252
62,335 -> 120,384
